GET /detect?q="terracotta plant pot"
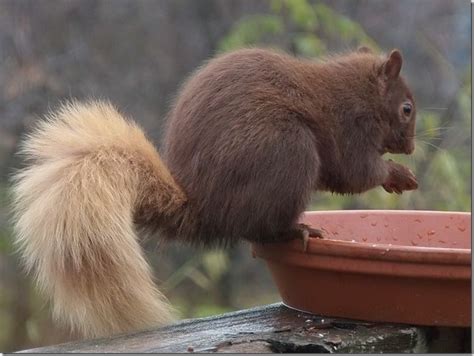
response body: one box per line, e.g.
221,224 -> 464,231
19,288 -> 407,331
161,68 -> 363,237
252,210 -> 471,327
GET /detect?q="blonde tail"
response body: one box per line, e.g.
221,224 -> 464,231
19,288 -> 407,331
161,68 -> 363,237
11,101 -> 186,338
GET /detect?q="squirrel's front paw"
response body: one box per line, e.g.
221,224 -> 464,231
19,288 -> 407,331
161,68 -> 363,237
383,160 -> 418,194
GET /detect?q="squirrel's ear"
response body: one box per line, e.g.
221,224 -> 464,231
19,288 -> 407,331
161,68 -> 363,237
357,46 -> 372,54
381,49 -> 403,80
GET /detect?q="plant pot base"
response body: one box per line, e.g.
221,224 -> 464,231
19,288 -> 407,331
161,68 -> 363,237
252,210 -> 471,327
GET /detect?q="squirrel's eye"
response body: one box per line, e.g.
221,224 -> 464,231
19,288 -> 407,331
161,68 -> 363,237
402,102 -> 412,116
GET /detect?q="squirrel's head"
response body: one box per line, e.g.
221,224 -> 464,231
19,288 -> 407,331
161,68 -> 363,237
374,49 -> 416,155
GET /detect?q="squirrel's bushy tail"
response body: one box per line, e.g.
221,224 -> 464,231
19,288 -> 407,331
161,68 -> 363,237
11,101 -> 186,338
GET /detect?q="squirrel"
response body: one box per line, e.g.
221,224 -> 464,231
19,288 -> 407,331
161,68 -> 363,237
11,47 -> 418,339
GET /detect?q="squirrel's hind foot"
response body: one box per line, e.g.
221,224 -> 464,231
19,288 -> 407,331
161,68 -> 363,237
295,223 -> 325,252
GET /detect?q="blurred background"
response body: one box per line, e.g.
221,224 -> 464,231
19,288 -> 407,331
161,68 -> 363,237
0,0 -> 470,351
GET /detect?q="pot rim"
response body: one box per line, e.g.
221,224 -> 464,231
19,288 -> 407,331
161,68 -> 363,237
299,238 -> 470,265
258,210 -> 471,266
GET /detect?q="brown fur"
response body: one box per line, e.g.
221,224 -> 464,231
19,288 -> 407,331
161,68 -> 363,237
12,48 -> 417,339
163,47 -> 417,246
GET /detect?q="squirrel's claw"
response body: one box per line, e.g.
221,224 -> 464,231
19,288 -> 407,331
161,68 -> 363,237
296,223 -> 325,252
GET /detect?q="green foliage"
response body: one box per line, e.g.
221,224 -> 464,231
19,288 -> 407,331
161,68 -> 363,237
163,250 -> 230,291
0,183 -> 13,254
312,3 -> 378,49
218,15 -> 284,52
427,151 -> 465,209
275,0 -> 319,31
219,0 -> 379,55
293,34 -> 326,57
188,304 -> 233,318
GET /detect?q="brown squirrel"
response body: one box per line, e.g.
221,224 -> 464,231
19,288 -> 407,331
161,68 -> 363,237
11,47 -> 418,339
